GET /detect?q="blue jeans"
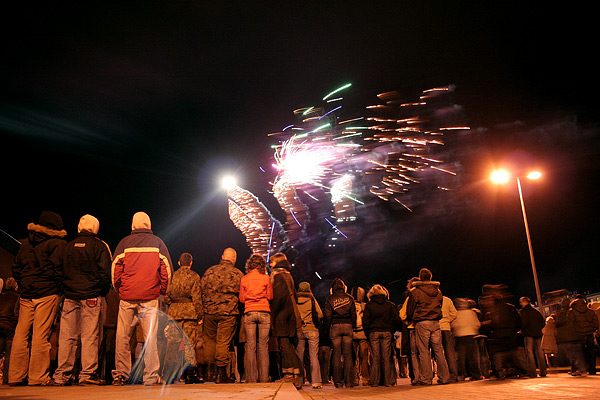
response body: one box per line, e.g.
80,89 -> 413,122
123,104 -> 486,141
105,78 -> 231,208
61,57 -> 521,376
54,298 -> 103,383
330,323 -> 354,387
296,330 -> 322,384
415,320 -> 449,384
368,331 -> 394,386
113,299 -> 160,385
561,342 -> 586,374
244,311 -> 270,382
523,336 -> 547,377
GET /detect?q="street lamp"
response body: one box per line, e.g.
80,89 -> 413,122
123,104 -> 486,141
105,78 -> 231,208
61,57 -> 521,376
491,169 -> 543,309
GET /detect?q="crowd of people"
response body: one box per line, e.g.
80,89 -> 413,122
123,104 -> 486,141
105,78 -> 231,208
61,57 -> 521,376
0,210 -> 599,389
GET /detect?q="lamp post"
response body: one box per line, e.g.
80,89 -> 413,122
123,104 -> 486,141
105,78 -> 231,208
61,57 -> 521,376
491,169 -> 543,309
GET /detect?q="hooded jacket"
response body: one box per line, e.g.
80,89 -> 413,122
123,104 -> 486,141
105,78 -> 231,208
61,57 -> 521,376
111,212 -> 172,301
407,280 -> 443,322
296,286 -> 323,331
363,284 -> 401,334
12,211 -> 67,299
62,215 -> 112,300
568,298 -> 599,337
323,278 -> 356,328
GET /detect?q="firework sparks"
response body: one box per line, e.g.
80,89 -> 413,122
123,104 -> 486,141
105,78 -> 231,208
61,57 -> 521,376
227,185 -> 287,258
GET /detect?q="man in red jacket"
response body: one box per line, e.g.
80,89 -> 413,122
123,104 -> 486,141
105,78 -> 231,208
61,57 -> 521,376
111,212 -> 172,386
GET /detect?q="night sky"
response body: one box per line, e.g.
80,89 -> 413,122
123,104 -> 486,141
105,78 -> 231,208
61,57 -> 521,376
2,3 -> 598,303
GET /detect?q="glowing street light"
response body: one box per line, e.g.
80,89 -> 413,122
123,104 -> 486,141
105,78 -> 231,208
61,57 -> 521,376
222,176 -> 237,191
491,169 -> 544,309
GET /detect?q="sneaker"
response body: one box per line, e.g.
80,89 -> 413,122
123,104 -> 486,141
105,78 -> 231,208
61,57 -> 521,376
312,383 -> 323,389
112,375 -> 127,386
79,374 -> 105,385
37,378 -> 62,386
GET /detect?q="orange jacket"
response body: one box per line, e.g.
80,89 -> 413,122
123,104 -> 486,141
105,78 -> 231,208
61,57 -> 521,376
239,269 -> 273,313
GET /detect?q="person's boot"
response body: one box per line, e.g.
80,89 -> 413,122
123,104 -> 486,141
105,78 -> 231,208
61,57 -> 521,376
196,364 -> 205,383
215,366 -> 234,384
206,364 -> 216,383
185,367 -> 203,384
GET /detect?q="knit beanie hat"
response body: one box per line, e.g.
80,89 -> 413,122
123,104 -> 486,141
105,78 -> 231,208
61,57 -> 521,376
38,210 -> 64,231
298,282 -> 311,292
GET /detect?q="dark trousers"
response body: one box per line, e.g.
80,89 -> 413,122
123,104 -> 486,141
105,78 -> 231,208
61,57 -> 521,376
0,328 -> 15,384
442,330 -> 458,382
330,323 -> 353,387
455,335 -> 481,379
583,334 -> 596,375
278,336 -> 300,375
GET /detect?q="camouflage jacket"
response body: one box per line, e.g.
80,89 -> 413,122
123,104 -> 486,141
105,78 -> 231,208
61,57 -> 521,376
200,261 -> 243,316
164,265 -> 203,320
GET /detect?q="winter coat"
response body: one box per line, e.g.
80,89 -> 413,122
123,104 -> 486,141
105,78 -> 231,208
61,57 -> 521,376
323,278 -> 356,328
483,299 -> 521,339
62,230 -> 112,300
165,265 -> 203,320
541,316 -> 558,353
296,291 -> 323,331
568,298 -> 599,337
0,288 -> 20,330
451,309 -> 481,337
271,261 -> 299,337
555,307 -> 582,343
111,216 -> 172,301
239,268 -> 273,313
200,260 -> 243,316
407,280 -> 443,322
12,218 -> 67,299
363,286 -> 401,335
440,296 -> 457,331
519,304 -> 546,338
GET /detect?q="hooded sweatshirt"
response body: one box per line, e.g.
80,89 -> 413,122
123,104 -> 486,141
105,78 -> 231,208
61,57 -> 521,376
568,298 -> 599,337
324,278 -> 356,328
407,280 -> 443,322
111,212 -> 172,301
62,214 -> 112,300
296,284 -> 323,331
363,284 -> 401,334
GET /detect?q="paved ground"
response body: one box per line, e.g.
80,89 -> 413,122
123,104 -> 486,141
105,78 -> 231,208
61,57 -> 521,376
2,373 -> 599,400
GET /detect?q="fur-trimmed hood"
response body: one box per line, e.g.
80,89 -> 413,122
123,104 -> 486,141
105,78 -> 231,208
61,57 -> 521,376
367,284 -> 389,301
27,222 -> 67,239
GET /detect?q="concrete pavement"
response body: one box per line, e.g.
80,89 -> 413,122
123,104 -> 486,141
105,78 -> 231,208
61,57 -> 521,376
1,374 -> 599,400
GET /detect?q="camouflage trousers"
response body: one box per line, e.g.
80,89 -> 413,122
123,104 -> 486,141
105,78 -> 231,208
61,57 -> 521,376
165,319 -> 200,367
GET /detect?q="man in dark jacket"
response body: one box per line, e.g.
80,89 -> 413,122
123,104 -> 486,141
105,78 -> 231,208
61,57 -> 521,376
53,214 -> 112,386
363,284 -> 401,387
323,278 -> 356,388
555,297 -> 586,375
200,247 -> 243,384
270,253 -> 302,388
0,278 -> 19,384
9,211 -> 67,386
568,295 -> 598,375
406,268 -> 449,385
111,212 -> 172,386
481,294 -> 528,379
519,296 -> 547,377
